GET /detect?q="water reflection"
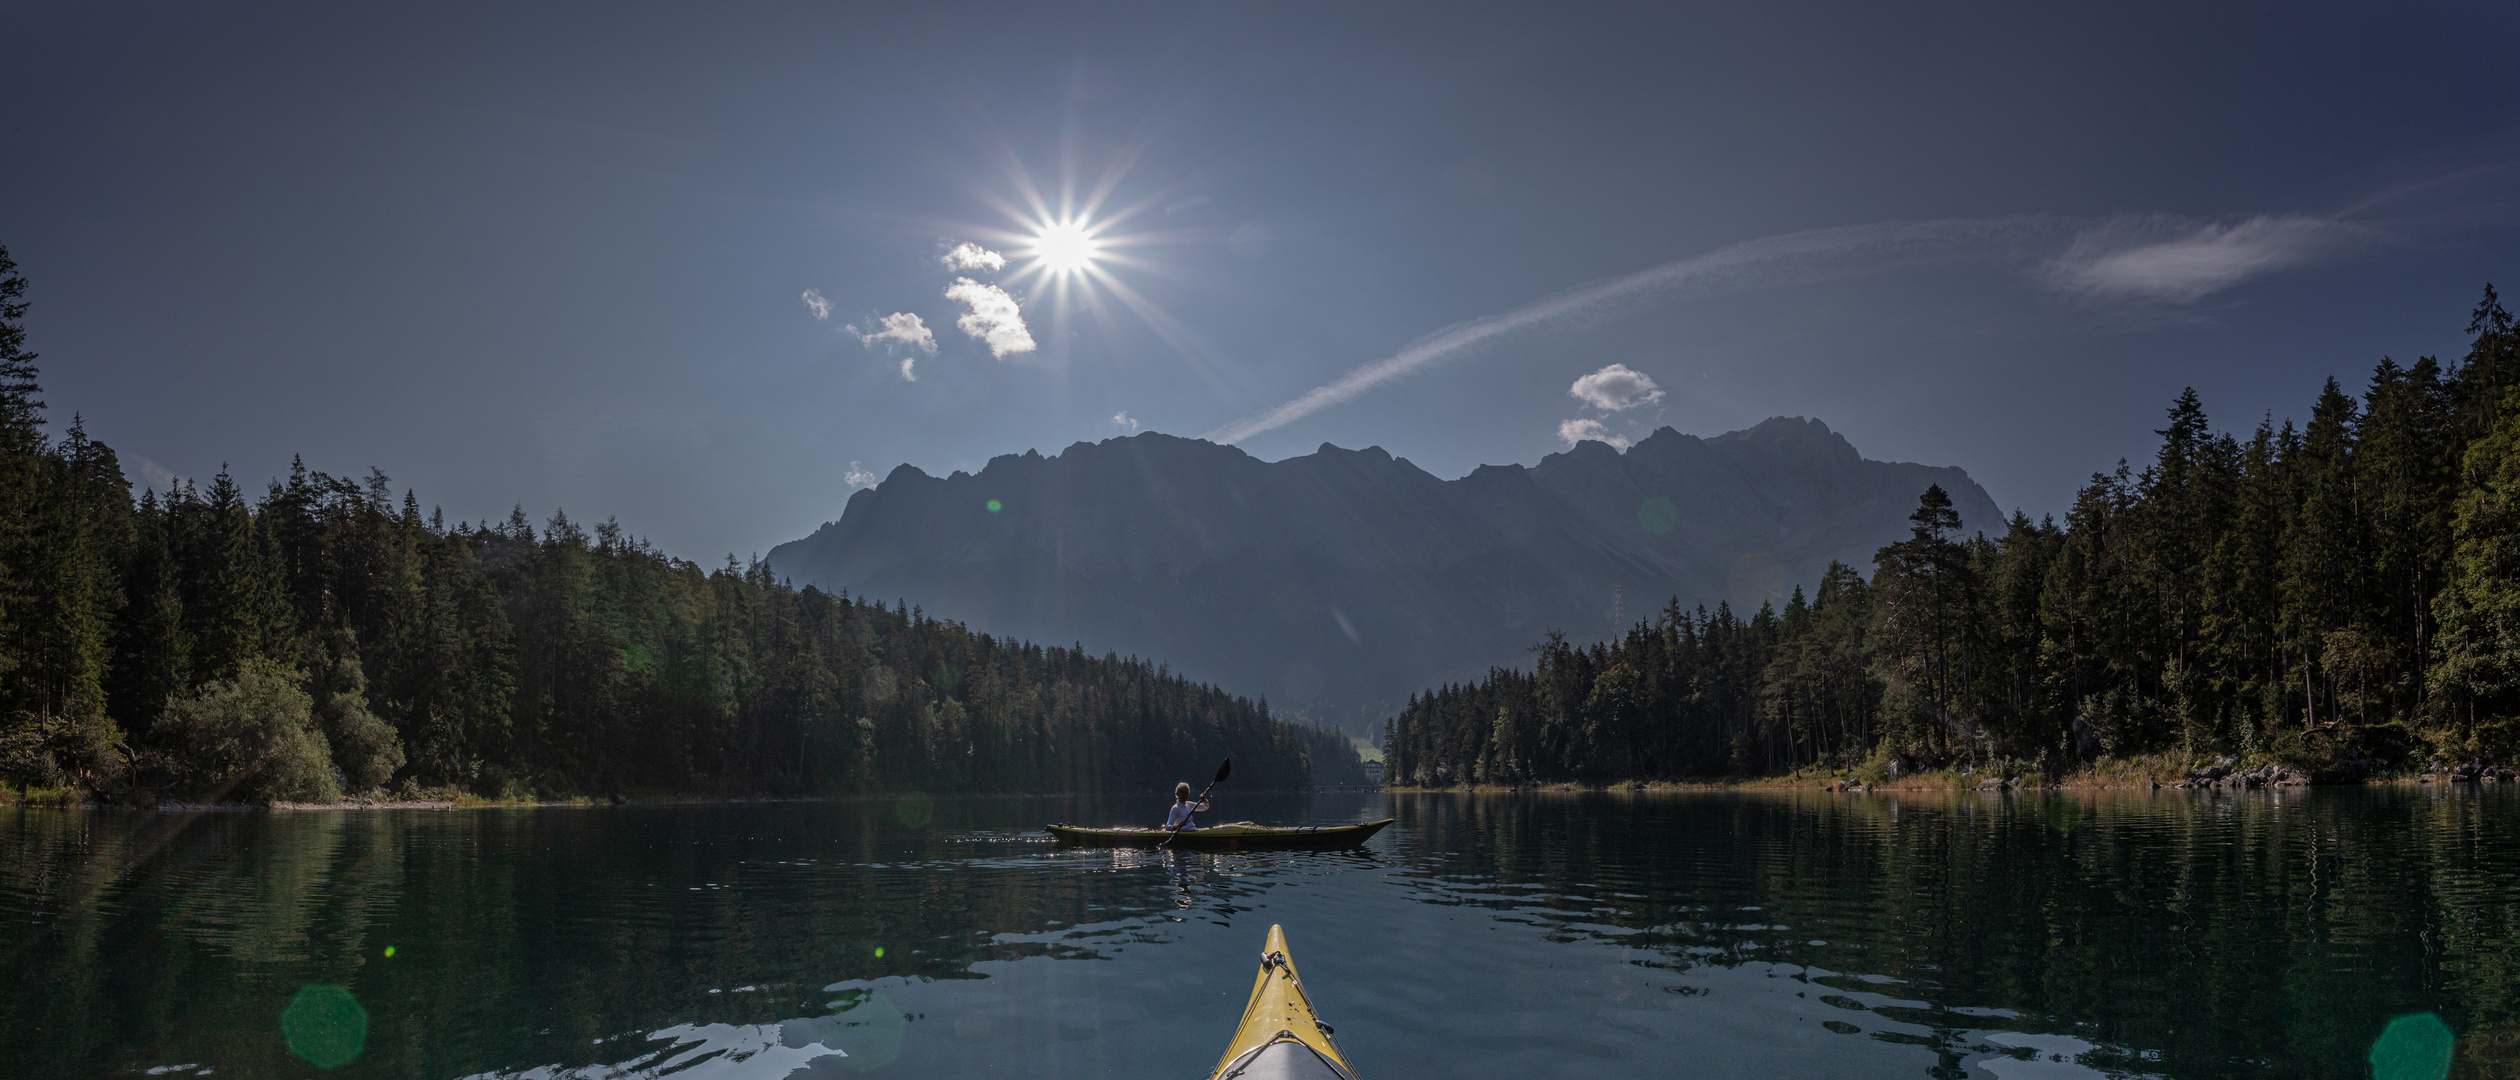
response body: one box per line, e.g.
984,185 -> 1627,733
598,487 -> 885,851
4,789 -> 2517,1079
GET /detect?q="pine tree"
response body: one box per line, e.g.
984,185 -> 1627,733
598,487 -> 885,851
110,489 -> 191,736
185,468 -> 292,681
2200,418 -> 2290,746
1871,485 -> 1983,762
0,244 -> 42,777
2356,357 -> 2457,722
2283,379 -> 2365,729
2429,389 -> 2520,758
2452,285 -> 2518,440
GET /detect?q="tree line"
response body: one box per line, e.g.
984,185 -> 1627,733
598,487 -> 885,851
0,245 -> 1362,802
1388,285 -> 2520,784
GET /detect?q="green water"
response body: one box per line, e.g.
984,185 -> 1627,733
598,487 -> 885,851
5,788 -> 2517,1079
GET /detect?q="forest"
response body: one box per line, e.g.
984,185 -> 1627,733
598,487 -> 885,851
1388,285 -> 2520,786
0,246 -> 1363,803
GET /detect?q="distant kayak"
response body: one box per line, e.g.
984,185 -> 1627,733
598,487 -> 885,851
1208,924 -> 1360,1080
1043,819 -> 1393,850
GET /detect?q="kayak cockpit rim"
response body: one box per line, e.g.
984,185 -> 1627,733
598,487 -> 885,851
1214,1034 -> 1357,1080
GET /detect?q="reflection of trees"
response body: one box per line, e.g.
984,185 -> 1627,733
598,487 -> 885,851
5,809 -> 407,1076
15,792 -> 2512,1079
1387,790 -> 2520,1078
0,797 -> 1305,1078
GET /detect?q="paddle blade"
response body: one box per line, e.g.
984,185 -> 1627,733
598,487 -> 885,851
1215,759 -> 1232,783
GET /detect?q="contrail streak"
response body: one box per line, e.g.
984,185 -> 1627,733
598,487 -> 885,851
1203,216 -> 2056,445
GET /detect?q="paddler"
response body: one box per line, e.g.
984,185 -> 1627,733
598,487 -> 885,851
1164,781 -> 1209,832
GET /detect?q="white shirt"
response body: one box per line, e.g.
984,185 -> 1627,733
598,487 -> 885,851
1166,801 -> 1201,829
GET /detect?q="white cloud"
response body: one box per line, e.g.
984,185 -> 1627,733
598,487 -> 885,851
898,356 -> 918,382
844,461 -> 879,488
2049,215 -> 2358,302
1113,410 -> 1141,431
942,242 -> 1007,272
944,278 -> 1036,358
851,311 -> 936,354
1557,418 -> 1630,450
801,289 -> 832,320
1568,363 -> 1663,411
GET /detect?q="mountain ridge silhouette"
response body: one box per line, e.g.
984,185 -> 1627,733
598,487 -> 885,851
767,418 -> 2004,734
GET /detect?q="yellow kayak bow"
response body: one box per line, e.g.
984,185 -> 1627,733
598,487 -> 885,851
1208,924 -> 1360,1080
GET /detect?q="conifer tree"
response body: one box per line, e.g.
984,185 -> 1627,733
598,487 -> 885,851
111,490 -> 191,735
2430,389 -> 2520,758
1871,485 -> 1982,760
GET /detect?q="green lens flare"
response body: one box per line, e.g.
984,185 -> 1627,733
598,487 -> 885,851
874,946 -> 885,958
985,499 -> 1002,513
894,791 -> 933,829
382,945 -> 395,958
281,985 -> 369,1069
1637,496 -> 1678,535
2045,798 -> 2083,834
2369,1012 -> 2455,1080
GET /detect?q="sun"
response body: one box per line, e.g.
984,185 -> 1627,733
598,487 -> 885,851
1031,220 -> 1101,275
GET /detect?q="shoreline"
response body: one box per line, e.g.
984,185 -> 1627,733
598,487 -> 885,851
0,787 -> 1370,811
1377,777 -> 2501,795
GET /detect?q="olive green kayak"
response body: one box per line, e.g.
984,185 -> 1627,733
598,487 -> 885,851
1208,924 -> 1359,1080
1043,819 -> 1393,850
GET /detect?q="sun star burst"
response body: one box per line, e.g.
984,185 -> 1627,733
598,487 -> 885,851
1031,220 -> 1102,275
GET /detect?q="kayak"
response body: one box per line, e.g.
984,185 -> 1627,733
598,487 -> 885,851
1044,819 -> 1393,850
1208,924 -> 1359,1080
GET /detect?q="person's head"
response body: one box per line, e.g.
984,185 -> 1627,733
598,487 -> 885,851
1175,781 -> 1192,802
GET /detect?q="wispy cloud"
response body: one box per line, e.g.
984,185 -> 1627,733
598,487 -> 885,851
801,289 -> 832,320
1204,217 -> 2049,445
945,278 -> 1036,358
898,356 -> 918,382
126,453 -> 179,493
942,242 -> 1007,272
1569,363 -> 1663,411
1556,418 -> 1630,450
845,461 -> 879,488
1112,410 -> 1141,431
1198,201 -> 2393,446
850,311 -> 937,354
2048,215 -> 2362,302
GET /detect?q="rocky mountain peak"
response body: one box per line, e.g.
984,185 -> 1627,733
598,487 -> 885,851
769,421 -> 2003,732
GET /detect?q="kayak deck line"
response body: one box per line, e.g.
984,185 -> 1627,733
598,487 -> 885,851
1209,924 -> 1358,1080
1042,819 -> 1393,851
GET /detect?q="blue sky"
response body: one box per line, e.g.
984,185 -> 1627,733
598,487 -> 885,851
3,1 -> 2516,560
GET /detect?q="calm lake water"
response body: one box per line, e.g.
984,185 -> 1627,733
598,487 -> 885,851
6,787 -> 2519,1079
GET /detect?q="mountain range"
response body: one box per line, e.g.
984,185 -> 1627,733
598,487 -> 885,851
766,419 -> 2004,734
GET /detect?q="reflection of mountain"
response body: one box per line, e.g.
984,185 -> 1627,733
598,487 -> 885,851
767,420 -> 2002,730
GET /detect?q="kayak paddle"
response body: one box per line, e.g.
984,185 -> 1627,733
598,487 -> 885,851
1161,759 -> 1230,850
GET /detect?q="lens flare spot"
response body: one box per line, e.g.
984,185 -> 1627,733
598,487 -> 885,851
985,499 -> 1003,513
1638,496 -> 1679,535
874,946 -> 885,958
382,945 -> 395,958
281,985 -> 369,1069
2369,1013 -> 2455,1080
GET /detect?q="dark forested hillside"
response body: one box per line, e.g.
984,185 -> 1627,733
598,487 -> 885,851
1390,286 -> 2520,785
0,246 -> 1358,802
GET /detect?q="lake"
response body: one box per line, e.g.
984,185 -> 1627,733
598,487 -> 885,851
5,787 -> 2517,1079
